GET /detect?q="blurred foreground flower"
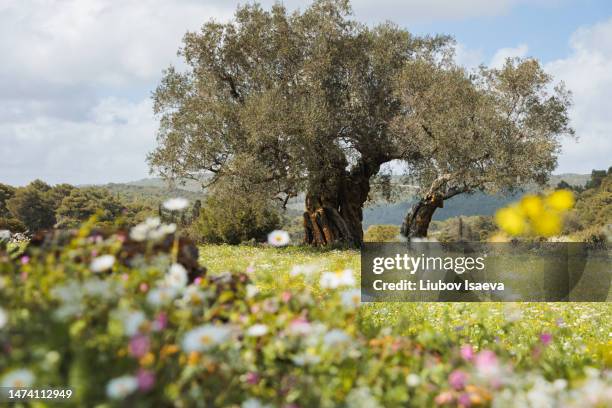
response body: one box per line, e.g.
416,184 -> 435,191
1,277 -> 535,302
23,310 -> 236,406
320,269 -> 356,288
106,375 -> 138,399
182,324 -> 233,352
0,307 -> 7,329
495,189 -> 574,237
1,369 -> 35,388
90,254 -> 115,273
268,230 -> 290,247
130,217 -> 176,242
163,197 -> 189,211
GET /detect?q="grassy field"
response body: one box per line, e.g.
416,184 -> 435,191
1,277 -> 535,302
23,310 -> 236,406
200,244 -> 612,375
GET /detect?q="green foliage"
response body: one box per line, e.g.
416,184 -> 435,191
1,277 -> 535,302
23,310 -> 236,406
55,188 -> 124,228
364,224 -> 401,242
573,171 -> 612,239
191,192 -> 281,244
433,216 -> 496,242
0,183 -> 16,218
0,217 -> 27,233
6,180 -> 57,231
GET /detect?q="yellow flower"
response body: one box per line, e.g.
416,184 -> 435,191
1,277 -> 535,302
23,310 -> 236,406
139,352 -> 155,367
160,344 -> 180,359
532,212 -> 562,237
187,351 -> 201,366
546,189 -> 575,211
495,206 -> 527,236
520,194 -> 544,219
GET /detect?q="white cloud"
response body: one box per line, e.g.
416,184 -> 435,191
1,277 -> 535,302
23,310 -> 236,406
454,43 -> 485,69
0,0 -> 233,87
489,44 -> 529,68
0,98 -> 156,186
546,17 -> 612,173
0,0 -> 234,186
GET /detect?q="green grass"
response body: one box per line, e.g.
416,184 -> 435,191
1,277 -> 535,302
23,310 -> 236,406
199,244 -> 612,372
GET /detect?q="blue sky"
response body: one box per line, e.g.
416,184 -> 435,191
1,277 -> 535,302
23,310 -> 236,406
0,0 -> 611,186
409,0 -> 612,62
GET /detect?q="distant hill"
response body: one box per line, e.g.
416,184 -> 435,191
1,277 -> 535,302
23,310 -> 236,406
94,180 -> 205,208
362,173 -> 591,227
90,173 -> 590,225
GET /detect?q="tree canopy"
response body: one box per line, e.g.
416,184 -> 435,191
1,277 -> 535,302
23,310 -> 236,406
149,0 -> 572,245
394,58 -> 573,237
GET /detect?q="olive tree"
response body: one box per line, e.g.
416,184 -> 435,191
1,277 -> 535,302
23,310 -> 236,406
394,58 -> 573,237
148,0 -> 449,246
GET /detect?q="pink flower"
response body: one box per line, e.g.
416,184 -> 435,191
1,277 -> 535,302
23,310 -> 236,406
245,372 -> 260,385
194,277 -> 202,285
139,282 -> 149,292
449,369 -> 468,390
458,393 -> 471,407
153,312 -> 168,331
137,369 -> 155,392
474,350 -> 499,376
121,273 -> 129,281
20,271 -> 28,282
281,291 -> 292,302
20,256 -> 30,265
128,335 -> 150,358
460,345 -> 474,361
246,263 -> 255,273
435,391 -> 454,405
540,332 -> 552,346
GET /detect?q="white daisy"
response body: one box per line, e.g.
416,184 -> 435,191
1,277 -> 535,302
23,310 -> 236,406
341,289 -> 361,309
246,324 -> 268,337
320,269 -> 356,289
291,352 -> 321,366
406,373 -> 421,387
90,254 -> 116,273
267,230 -> 290,247
123,310 -> 146,336
242,398 -> 273,408
129,217 -> 176,242
106,375 -> 138,399
182,324 -> 232,353
246,284 -> 259,299
148,223 -> 177,240
1,369 -> 35,388
0,307 -> 7,329
163,197 -> 189,211
181,285 -> 206,305
146,286 -> 178,307
290,263 -> 319,277
165,263 -> 188,290
323,329 -> 351,347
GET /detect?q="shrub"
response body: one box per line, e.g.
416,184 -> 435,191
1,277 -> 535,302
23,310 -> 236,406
191,193 -> 281,244
364,225 -> 401,242
55,188 -> 124,229
0,217 -> 27,233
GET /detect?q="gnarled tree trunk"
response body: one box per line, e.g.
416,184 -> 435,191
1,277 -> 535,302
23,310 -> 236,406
303,158 -> 381,247
401,192 -> 444,238
401,174 -> 471,239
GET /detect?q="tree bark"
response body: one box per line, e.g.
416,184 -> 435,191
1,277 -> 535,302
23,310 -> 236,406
401,192 -> 444,238
303,158 -> 381,247
401,175 -> 471,239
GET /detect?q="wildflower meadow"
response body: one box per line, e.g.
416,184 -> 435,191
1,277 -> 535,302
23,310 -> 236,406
1,206 -> 610,407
